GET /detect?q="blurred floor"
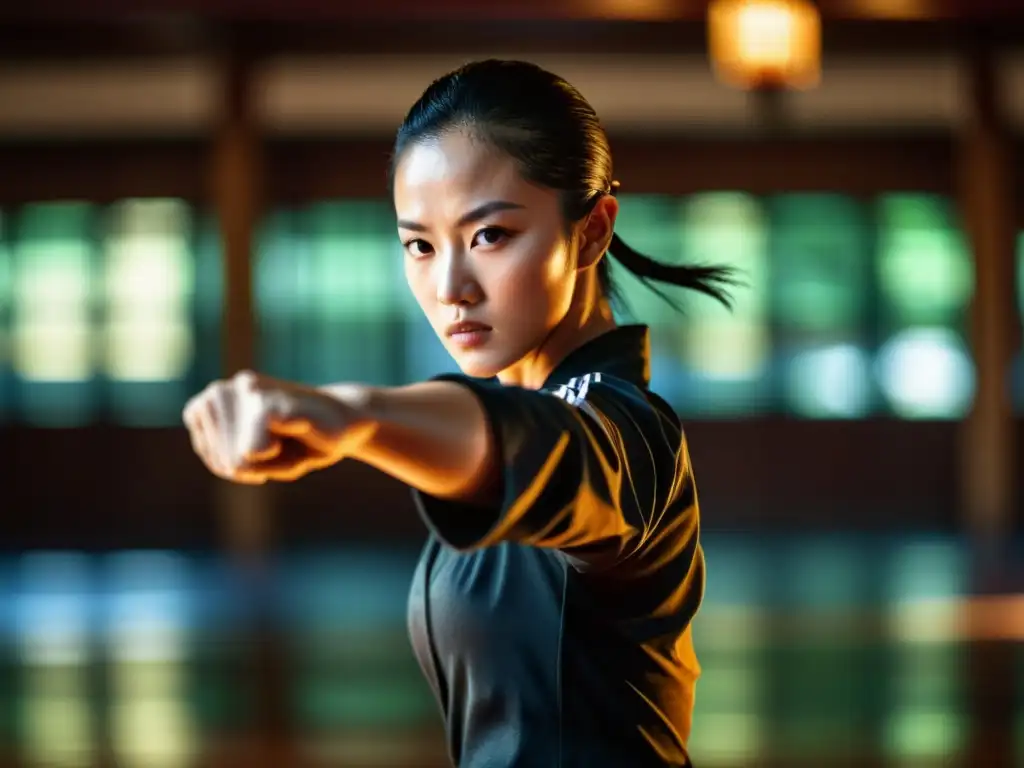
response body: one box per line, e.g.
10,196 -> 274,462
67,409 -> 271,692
0,533 -> 1021,768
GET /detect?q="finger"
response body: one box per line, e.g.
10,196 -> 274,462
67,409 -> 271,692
236,440 -> 334,484
228,470 -> 269,486
195,401 -> 232,478
208,382 -> 238,472
235,439 -> 306,483
185,382 -> 268,485
244,432 -> 283,463
233,372 -> 283,463
213,381 -> 233,456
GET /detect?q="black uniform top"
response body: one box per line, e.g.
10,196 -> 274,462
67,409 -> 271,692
406,325 -> 704,768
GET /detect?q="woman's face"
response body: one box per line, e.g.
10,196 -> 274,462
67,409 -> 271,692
393,131 -> 579,381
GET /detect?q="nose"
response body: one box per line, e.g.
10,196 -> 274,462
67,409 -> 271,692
436,250 -> 482,307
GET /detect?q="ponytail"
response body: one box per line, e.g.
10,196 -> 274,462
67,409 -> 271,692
606,232 -> 740,312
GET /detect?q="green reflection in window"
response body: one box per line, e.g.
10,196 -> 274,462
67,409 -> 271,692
770,194 -> 873,418
876,195 -> 975,419
12,203 -> 96,383
608,196 -> 684,327
679,193 -> 770,381
0,209 -> 9,331
876,195 -> 973,329
256,210 -> 315,382
257,201 -> 404,386
11,203 -> 100,425
102,199 -> 194,383
306,201 -> 402,322
770,194 -> 870,333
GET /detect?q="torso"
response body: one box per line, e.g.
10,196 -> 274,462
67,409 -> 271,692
408,533 -> 702,768
405,326 -> 704,768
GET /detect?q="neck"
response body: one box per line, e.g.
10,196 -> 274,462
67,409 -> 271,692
497,270 -> 617,390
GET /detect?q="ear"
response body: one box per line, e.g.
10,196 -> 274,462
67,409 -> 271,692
577,195 -> 618,271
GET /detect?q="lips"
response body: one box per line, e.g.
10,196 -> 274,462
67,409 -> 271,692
445,321 -> 492,349
446,321 -> 492,337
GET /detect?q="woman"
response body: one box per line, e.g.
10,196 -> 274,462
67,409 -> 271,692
184,59 -> 735,768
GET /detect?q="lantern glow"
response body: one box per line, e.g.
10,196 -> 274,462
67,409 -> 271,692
708,0 -> 822,90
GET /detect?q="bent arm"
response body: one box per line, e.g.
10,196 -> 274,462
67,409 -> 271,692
330,374 -> 675,561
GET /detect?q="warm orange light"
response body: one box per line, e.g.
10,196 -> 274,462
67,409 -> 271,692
708,0 -> 822,90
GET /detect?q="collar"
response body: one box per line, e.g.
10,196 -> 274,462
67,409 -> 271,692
543,324 -> 651,389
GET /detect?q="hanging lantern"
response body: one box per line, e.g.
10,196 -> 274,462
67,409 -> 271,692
708,0 -> 822,91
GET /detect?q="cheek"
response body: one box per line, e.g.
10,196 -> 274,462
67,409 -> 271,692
404,261 -> 436,315
499,241 -> 575,320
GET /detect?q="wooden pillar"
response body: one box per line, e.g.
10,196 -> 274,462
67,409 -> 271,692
958,42 -> 1018,545
957,39 -> 1018,768
214,50 -> 259,381
210,46 -> 292,768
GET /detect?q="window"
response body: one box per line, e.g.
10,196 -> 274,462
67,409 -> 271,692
769,195 -> 873,418
1,200 -> 209,426
256,202 -> 406,386
609,195 -> 687,328
612,195 -> 697,407
875,195 -> 975,419
103,199 -> 195,426
676,193 -> 771,416
10,203 -> 100,426
3,191 -> 1004,423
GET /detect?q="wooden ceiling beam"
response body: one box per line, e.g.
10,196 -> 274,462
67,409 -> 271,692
3,0 -> 1024,23
1,20 -> 1021,62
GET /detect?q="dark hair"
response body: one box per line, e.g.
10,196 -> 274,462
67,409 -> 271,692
390,59 -> 738,311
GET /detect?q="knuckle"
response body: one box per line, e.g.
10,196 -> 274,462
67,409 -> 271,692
234,370 -> 260,391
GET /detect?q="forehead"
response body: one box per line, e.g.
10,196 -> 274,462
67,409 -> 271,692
393,132 -> 532,212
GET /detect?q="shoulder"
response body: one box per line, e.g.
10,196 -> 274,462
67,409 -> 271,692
544,372 -> 684,448
545,371 -> 677,419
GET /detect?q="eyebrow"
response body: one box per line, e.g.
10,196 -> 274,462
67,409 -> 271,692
397,200 -> 526,232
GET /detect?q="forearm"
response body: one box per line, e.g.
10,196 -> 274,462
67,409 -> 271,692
323,381 -> 499,503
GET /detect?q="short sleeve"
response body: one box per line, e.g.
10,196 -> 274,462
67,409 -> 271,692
412,372 -> 685,568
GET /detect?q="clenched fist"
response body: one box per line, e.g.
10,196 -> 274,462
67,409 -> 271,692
182,370 -> 375,485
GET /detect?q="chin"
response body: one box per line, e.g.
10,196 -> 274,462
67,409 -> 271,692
449,348 -> 510,381
454,358 -> 503,380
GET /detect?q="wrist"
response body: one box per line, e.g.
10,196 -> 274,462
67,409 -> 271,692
318,382 -> 384,456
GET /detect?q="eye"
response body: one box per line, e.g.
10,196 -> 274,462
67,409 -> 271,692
472,226 -> 510,248
403,238 -> 434,258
